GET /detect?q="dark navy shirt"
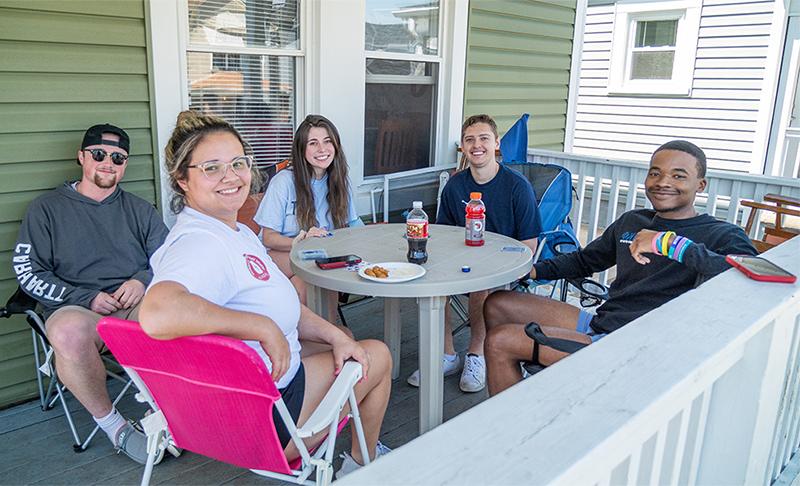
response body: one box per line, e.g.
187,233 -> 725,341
533,209 -> 757,333
437,164 -> 541,241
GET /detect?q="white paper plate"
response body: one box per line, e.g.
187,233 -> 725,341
358,262 -> 426,283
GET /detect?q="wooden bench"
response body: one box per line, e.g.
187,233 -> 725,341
741,193 -> 800,253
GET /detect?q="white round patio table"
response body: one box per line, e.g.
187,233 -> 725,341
290,223 -> 532,434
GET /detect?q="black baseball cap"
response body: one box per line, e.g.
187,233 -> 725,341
81,124 -> 130,153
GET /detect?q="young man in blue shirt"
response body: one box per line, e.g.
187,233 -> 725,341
407,114 -> 542,392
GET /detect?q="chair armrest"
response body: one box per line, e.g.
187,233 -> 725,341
537,230 -> 580,258
296,360 -> 363,438
765,193 -> 800,207
740,200 -> 800,216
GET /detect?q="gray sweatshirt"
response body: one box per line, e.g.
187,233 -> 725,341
12,182 -> 169,314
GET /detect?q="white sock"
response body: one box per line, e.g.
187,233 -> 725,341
94,407 -> 127,445
444,353 -> 457,362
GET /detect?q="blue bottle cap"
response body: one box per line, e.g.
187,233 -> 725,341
461,265 -> 471,272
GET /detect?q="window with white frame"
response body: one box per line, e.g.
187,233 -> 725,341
363,1 -> 440,176
607,0 -> 701,96
185,0 -> 301,167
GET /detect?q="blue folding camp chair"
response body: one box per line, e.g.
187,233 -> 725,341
504,161 -> 604,304
488,114 -> 608,375
499,114 -> 608,306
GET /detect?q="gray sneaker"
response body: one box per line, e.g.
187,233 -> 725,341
116,421 -> 163,465
407,355 -> 462,387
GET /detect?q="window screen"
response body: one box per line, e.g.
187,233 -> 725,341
186,0 -> 300,167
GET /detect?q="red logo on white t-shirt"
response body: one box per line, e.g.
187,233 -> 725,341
244,254 -> 270,281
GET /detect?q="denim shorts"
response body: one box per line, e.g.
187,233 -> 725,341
576,310 -> 606,342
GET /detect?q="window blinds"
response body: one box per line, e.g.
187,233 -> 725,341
186,0 -> 299,167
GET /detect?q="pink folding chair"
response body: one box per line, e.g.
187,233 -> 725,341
97,317 -> 370,486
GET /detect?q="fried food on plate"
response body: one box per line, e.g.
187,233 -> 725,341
365,265 -> 389,278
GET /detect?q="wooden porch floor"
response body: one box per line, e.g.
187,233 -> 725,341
0,297 -> 487,485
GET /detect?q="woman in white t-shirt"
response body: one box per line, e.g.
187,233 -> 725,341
254,115 -> 363,321
140,111 -> 391,475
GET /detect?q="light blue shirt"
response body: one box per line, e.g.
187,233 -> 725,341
254,169 -> 362,237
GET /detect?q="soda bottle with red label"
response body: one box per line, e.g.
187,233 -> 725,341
406,201 -> 429,264
465,192 -> 485,247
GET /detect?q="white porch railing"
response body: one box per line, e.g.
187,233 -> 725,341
777,127 -> 800,179
340,237 -> 800,486
365,163 -> 457,223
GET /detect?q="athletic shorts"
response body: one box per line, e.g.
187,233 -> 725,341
45,304 -> 140,355
274,363 -> 305,449
45,303 -> 140,323
576,310 -> 606,342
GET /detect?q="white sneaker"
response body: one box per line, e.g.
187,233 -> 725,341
406,355 -> 461,387
459,353 -> 486,393
335,441 -> 392,479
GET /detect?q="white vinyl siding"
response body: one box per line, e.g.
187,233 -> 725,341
572,0 -> 775,172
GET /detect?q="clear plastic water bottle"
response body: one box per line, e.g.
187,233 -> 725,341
465,192 -> 486,247
406,201 -> 429,264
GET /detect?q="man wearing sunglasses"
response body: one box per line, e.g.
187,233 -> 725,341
12,124 -> 168,464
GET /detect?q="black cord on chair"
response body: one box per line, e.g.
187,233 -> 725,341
1,286 -> 39,317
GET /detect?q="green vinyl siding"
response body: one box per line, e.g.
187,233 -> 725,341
0,0 -> 159,408
464,0 -> 577,150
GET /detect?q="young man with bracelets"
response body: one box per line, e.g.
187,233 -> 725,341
482,140 -> 757,396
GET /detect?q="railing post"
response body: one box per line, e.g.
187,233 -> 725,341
695,317 -> 793,485
757,311 -> 799,484
769,320 -> 800,481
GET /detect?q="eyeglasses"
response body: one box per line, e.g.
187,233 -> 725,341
83,148 -> 129,166
188,155 -> 253,181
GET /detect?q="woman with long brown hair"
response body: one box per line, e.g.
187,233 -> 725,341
255,115 -> 362,321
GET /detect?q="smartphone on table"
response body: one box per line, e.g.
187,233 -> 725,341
725,255 -> 797,283
315,255 -> 362,270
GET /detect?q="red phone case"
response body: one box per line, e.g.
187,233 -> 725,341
316,261 -> 348,270
316,257 -> 362,270
725,255 -> 797,283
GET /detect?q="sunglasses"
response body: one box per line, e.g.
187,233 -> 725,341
188,155 -> 254,181
83,148 -> 129,166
